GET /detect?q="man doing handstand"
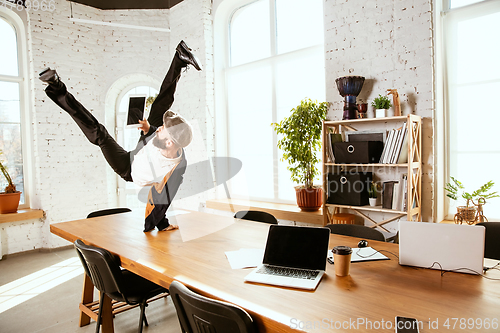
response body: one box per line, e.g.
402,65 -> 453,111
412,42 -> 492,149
39,40 -> 202,232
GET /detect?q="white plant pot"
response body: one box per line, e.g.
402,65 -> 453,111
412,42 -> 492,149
369,198 -> 377,206
375,109 -> 387,118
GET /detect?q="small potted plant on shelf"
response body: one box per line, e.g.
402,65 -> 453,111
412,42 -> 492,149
272,98 -> 329,211
371,94 -> 392,118
0,150 -> 22,214
445,177 -> 499,224
368,181 -> 379,206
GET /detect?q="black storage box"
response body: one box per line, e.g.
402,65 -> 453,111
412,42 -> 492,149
327,172 -> 372,206
333,141 -> 383,164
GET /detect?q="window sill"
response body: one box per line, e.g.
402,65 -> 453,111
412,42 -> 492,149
205,198 -> 324,225
0,209 -> 44,224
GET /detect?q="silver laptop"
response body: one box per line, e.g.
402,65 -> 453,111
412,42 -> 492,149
244,225 -> 330,290
399,221 -> 485,274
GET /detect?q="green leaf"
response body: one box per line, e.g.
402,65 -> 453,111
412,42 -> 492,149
271,98 -> 329,188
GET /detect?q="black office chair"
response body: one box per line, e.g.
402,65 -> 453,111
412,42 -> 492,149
476,222 -> 500,260
74,240 -> 168,333
325,224 -> 386,242
387,231 -> 399,244
169,280 -> 257,333
83,207 -> 168,327
234,210 -> 278,224
87,207 -> 132,219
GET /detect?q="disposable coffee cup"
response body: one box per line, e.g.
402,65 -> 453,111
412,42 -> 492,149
332,246 -> 353,276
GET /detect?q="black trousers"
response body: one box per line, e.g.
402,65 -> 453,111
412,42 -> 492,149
44,53 -> 187,182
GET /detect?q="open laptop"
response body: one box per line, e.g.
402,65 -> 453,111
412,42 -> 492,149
244,225 -> 330,290
399,221 -> 485,274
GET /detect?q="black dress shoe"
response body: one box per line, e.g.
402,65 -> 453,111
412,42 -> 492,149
176,40 -> 202,71
39,68 -> 62,87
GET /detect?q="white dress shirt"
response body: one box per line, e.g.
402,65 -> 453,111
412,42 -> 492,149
130,134 -> 182,187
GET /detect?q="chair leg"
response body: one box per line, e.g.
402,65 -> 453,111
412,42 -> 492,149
138,301 -> 148,333
95,291 -> 104,333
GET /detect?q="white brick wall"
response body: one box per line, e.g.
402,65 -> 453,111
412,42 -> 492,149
0,219 -> 45,256
324,0 -> 434,223
1,0 -> 435,255
3,0 -> 175,255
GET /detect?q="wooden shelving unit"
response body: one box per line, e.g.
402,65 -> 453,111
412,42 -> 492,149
322,115 -> 422,231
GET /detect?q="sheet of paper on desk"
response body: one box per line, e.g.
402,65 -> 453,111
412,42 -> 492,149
328,247 -> 389,263
225,248 -> 265,269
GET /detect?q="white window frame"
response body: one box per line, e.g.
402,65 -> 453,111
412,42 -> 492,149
213,0 -> 325,204
0,8 -> 32,209
439,0 -> 500,221
115,83 -> 159,209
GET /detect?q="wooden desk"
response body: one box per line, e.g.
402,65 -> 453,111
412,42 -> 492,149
51,211 -> 500,332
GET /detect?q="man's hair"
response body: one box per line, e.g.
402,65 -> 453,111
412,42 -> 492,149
162,110 -> 193,148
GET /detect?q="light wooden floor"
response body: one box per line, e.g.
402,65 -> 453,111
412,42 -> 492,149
0,248 -> 181,333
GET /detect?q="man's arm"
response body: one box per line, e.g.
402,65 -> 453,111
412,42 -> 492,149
138,119 -> 157,140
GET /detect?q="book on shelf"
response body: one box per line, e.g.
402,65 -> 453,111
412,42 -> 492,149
382,181 -> 397,209
388,126 -> 403,163
327,133 -> 342,163
392,182 -> 401,210
326,130 -> 334,162
397,121 -> 417,164
378,122 -> 409,164
379,129 -> 395,163
400,174 -> 408,212
391,122 -> 407,163
391,173 -> 408,211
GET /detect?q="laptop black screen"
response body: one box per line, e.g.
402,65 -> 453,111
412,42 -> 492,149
263,225 -> 330,270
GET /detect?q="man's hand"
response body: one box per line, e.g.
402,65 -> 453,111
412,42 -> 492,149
138,119 -> 150,134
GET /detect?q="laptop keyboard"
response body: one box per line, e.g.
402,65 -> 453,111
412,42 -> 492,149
256,265 -> 320,280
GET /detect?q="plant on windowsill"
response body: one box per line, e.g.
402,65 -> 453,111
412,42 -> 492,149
272,98 -> 329,211
445,177 -> 499,224
0,150 -> 22,214
371,94 -> 392,118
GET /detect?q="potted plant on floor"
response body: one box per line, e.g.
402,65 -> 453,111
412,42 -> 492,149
0,150 -> 21,214
445,177 -> 498,224
371,94 -> 392,118
272,98 -> 329,211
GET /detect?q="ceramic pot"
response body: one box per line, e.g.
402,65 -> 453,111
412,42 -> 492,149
0,191 -> 21,214
376,109 -> 387,118
295,186 -> 323,211
369,198 -> 377,207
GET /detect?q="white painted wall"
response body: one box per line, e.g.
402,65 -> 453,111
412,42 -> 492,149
1,0 -> 434,255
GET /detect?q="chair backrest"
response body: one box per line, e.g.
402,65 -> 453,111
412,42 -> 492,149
234,210 -> 278,224
476,222 -> 500,260
87,208 -> 132,219
325,224 -> 386,242
74,239 -> 124,298
169,281 -> 256,333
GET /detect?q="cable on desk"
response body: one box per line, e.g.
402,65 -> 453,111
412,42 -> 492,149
426,262 -> 500,280
484,261 -> 500,272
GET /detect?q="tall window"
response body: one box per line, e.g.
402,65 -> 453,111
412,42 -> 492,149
443,0 -> 500,219
221,0 -> 325,203
0,11 -> 27,206
115,85 -> 158,209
